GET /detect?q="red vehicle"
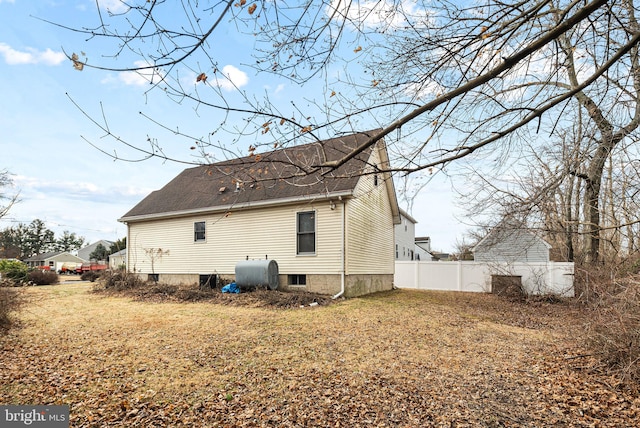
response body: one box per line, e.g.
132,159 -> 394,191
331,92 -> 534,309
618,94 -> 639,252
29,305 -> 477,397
58,263 -> 80,274
77,262 -> 108,274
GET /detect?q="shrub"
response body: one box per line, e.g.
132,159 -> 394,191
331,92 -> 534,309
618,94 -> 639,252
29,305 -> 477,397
81,271 -> 102,282
0,259 -> 28,284
27,270 -> 59,286
100,270 -> 146,291
585,274 -> 640,387
0,287 -> 23,332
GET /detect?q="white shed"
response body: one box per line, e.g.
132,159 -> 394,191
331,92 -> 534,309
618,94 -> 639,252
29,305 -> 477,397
473,227 -> 551,263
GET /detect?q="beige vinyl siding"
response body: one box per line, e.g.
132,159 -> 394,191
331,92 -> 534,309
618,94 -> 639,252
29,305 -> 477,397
345,147 -> 395,275
127,202 -> 343,276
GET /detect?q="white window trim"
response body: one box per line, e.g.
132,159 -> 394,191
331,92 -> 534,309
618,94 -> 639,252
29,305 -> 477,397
194,220 -> 206,243
296,210 -> 316,256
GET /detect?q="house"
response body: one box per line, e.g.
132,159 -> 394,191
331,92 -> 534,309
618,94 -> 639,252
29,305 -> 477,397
22,251 -> 85,272
119,130 -> 401,297
108,249 -> 127,270
78,240 -> 114,262
395,209 -> 417,260
472,225 -> 551,263
414,236 -> 431,261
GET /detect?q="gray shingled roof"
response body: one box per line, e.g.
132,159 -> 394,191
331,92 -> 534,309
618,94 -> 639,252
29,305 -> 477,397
23,251 -> 65,262
120,130 -> 382,221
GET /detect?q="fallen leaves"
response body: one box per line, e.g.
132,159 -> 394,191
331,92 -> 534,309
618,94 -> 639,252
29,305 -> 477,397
1,285 -> 639,427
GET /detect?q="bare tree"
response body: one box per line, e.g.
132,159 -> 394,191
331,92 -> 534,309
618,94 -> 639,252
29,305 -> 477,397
0,170 -> 18,221
143,247 -> 170,279
54,0 -> 640,263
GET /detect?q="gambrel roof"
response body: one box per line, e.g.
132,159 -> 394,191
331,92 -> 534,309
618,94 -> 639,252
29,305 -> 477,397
120,130 -> 400,223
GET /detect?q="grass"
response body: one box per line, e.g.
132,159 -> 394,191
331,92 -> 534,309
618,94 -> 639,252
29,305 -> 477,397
1,283 -> 638,427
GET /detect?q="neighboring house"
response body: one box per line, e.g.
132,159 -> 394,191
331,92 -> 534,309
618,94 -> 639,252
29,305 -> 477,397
119,131 -> 401,297
78,240 -> 114,262
23,251 -> 85,272
413,237 -> 450,261
473,225 -> 551,263
395,209 -> 417,261
414,236 -> 431,261
109,249 -> 127,270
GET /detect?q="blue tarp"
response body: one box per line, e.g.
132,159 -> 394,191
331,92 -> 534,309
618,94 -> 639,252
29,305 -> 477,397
221,282 -> 240,294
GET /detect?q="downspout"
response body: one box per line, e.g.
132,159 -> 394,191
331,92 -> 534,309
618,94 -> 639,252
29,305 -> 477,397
333,198 -> 346,299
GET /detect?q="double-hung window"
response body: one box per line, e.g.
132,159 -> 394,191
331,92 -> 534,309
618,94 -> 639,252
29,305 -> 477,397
296,211 -> 315,255
194,221 -> 206,242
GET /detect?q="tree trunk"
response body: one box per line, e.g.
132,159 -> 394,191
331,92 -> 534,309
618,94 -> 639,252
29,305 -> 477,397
565,173 -> 575,262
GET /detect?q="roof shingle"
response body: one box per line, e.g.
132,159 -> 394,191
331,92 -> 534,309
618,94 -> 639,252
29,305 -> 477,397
120,130 -> 381,221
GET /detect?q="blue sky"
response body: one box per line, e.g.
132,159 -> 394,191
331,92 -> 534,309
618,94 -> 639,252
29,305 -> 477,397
0,0 -> 468,252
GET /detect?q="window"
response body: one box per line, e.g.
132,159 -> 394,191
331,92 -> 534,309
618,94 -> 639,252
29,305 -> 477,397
297,211 -> 315,254
148,273 -> 159,282
395,244 -> 399,259
194,221 -> 206,242
373,163 -> 379,186
288,274 -> 307,286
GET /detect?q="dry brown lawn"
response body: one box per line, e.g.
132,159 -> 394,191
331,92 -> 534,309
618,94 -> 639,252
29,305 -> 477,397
1,282 -> 639,427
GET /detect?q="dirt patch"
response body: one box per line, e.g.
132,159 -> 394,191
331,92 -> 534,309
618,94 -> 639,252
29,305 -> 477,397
57,275 -> 85,283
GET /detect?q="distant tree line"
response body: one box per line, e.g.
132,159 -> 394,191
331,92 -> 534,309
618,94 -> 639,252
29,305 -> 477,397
0,219 -> 86,259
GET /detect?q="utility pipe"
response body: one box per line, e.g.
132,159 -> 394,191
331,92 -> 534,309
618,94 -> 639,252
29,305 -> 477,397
332,198 -> 346,299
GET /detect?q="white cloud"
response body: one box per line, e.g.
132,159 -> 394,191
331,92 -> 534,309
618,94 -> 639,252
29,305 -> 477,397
264,83 -> 286,95
181,65 -> 249,91
118,60 -> 164,86
326,0 -> 430,31
13,175 -> 151,203
274,83 -> 285,95
0,0 -> 16,4
0,43 -> 66,66
214,65 -> 249,91
97,0 -> 128,14
406,79 -> 446,101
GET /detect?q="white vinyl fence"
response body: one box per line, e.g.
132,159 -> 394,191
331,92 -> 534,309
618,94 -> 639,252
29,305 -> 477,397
394,261 -> 575,297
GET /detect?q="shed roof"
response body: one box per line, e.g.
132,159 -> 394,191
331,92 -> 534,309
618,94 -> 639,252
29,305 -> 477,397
120,130 -> 392,222
472,227 -> 552,253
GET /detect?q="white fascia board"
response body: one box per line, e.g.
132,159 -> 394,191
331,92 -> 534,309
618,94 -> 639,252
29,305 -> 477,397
118,190 -> 354,223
